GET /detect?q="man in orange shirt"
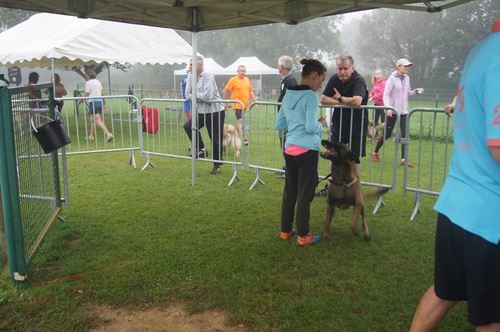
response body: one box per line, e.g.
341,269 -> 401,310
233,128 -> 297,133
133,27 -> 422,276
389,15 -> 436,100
223,65 -> 256,145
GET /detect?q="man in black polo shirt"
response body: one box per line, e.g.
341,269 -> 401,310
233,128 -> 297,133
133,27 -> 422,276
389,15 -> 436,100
315,55 -> 368,197
320,55 -> 369,175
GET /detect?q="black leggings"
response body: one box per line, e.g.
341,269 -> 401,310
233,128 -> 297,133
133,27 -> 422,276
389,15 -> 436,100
374,114 -> 408,159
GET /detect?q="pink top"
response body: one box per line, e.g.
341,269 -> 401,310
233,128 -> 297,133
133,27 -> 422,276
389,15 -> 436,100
370,78 -> 386,106
285,144 -> 309,156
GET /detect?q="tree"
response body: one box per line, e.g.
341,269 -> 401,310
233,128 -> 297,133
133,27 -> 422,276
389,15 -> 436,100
355,0 -> 500,88
0,8 -> 31,32
179,16 -> 343,68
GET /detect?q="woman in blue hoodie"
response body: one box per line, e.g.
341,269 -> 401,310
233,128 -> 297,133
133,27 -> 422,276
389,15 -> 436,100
276,59 -> 327,246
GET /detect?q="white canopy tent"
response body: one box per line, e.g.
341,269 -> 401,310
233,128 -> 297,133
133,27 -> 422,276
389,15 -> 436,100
0,13 -> 193,68
214,56 -> 278,76
214,56 -> 279,96
173,57 -> 225,94
173,57 -> 224,76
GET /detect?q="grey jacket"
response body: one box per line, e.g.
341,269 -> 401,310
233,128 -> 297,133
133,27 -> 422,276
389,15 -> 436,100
185,71 -> 224,114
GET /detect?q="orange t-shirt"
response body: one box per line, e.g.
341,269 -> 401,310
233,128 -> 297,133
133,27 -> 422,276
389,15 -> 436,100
224,76 -> 253,110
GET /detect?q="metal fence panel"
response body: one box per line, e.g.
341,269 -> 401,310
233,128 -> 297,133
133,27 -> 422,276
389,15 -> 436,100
57,95 -> 140,167
0,83 -> 63,282
139,98 -> 244,186
405,108 -> 453,220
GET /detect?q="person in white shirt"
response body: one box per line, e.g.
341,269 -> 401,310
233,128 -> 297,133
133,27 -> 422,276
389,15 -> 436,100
84,70 -> 113,143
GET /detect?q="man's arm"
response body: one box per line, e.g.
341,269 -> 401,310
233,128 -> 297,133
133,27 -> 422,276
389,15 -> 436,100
320,94 -> 339,106
250,90 -> 257,102
320,89 -> 361,107
197,75 -> 219,101
444,96 -> 457,117
337,94 -> 362,108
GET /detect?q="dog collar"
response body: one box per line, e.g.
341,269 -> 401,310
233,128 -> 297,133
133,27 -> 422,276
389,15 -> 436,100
330,177 -> 357,188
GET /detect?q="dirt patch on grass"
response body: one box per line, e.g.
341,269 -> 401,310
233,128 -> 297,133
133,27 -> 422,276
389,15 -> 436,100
88,303 -> 245,331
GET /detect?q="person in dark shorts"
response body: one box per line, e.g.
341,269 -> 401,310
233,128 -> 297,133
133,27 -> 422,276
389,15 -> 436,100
315,55 -> 368,197
410,20 -> 500,331
320,55 -> 369,175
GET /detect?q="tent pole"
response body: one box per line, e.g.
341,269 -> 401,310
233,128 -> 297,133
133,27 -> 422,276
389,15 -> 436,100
51,58 -> 56,97
107,66 -> 112,95
191,13 -> 198,186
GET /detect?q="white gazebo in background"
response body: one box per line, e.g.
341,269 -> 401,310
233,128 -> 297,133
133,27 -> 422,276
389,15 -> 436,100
173,58 -> 224,77
173,58 -> 224,92
214,56 -> 279,96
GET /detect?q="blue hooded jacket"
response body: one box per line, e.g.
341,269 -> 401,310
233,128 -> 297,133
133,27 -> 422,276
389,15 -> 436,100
276,85 -> 323,151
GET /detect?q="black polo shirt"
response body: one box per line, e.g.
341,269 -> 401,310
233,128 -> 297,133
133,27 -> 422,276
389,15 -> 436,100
322,70 -> 369,137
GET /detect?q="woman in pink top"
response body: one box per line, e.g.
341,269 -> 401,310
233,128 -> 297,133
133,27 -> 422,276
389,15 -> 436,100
370,68 -> 386,134
371,58 -> 424,167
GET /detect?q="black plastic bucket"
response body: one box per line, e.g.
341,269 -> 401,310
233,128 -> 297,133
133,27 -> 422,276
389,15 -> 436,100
31,115 -> 71,153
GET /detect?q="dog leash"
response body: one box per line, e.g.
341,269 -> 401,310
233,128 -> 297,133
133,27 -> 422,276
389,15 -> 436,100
317,172 -> 332,185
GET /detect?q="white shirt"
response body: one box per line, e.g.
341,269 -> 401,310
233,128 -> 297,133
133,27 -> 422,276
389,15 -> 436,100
85,79 -> 102,98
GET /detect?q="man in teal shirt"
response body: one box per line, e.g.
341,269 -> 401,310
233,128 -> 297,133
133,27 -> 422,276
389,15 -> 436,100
410,20 -> 500,331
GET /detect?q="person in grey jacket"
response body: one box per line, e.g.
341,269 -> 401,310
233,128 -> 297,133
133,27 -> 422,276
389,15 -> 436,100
184,56 -> 225,174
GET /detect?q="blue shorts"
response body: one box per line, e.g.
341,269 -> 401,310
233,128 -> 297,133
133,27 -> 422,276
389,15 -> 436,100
435,213 -> 500,326
88,101 -> 103,115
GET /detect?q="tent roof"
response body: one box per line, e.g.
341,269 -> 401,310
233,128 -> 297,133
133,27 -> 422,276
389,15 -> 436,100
0,1 -> 473,32
214,57 -> 278,76
0,13 -> 193,67
173,58 -> 224,76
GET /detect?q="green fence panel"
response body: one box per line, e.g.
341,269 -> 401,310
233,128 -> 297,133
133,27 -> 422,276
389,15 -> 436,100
0,83 -> 62,283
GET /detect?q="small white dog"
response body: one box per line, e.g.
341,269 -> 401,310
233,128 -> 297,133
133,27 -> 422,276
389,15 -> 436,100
223,124 -> 242,157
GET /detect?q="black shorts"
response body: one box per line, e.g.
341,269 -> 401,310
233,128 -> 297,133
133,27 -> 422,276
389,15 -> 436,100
435,213 -> 500,326
234,109 -> 243,120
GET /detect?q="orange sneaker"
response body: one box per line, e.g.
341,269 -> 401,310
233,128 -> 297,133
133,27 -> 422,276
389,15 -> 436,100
297,233 -> 321,246
372,152 -> 380,162
280,229 -> 296,240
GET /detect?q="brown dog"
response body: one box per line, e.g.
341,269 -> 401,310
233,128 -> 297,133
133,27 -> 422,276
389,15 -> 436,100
367,120 -> 385,140
223,124 -> 242,157
319,140 -> 388,241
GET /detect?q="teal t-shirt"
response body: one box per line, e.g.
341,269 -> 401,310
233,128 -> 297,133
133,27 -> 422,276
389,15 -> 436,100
434,24 -> 500,244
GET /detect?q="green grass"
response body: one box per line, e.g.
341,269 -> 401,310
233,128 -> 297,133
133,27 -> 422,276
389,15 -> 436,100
0,150 -> 470,331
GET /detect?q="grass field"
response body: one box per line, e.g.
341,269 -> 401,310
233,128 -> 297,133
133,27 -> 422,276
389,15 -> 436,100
0,144 -> 470,330
0,94 -> 464,330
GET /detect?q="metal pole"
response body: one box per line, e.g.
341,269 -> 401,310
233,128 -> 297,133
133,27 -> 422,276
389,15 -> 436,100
51,58 -> 56,97
107,66 -> 112,95
191,8 -> 198,186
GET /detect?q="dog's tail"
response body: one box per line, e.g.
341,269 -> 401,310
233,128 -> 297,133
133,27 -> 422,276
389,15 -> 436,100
363,186 -> 390,199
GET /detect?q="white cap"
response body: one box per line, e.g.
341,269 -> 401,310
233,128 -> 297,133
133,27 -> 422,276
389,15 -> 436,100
396,58 -> 412,67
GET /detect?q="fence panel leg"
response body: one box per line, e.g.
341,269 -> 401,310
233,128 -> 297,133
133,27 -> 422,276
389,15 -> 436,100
410,192 -> 422,221
249,168 -> 265,191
